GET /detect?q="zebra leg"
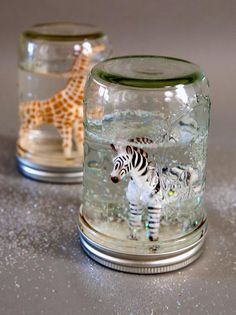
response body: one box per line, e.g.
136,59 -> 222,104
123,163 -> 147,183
147,206 -> 162,241
128,203 -> 143,240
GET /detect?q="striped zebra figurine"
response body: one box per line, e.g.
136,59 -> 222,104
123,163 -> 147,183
110,137 -> 202,241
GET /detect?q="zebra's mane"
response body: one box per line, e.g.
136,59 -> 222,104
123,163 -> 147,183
128,137 -> 153,158
128,137 -> 153,145
111,137 -> 153,159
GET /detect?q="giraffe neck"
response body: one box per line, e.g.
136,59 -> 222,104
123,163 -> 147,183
63,53 -> 90,96
69,53 -> 90,80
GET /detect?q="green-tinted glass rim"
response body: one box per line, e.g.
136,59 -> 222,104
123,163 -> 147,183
21,22 -> 106,42
92,55 -> 205,88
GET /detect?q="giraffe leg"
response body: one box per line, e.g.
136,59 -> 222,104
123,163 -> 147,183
147,205 -> 162,241
57,125 -> 73,159
19,101 -> 43,138
19,116 -> 43,141
73,119 -> 84,156
128,203 -> 144,240
19,122 -> 29,138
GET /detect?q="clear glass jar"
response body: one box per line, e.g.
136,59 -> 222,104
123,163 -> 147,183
79,55 -> 210,273
16,22 -> 111,183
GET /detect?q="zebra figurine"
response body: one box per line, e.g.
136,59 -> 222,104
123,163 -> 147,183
110,137 -> 202,241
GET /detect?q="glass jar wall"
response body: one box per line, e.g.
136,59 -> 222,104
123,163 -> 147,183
79,55 -> 210,273
16,22 -> 111,183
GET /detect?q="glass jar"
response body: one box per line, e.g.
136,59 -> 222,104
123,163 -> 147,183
16,22 -> 111,183
79,55 -> 211,273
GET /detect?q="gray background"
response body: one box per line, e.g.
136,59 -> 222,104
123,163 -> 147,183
0,0 -> 236,314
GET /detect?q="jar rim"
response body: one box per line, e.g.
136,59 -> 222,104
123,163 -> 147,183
21,22 -> 106,42
91,55 -> 206,89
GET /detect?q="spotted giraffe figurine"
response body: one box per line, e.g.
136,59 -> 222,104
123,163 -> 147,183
19,42 -> 105,158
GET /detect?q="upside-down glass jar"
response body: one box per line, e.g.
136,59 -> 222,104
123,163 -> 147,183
79,55 -> 211,273
16,22 -> 111,183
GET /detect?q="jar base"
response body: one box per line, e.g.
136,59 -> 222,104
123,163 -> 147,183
79,224 -> 207,274
16,156 -> 83,183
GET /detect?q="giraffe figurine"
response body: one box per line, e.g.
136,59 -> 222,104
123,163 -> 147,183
19,42 -> 105,158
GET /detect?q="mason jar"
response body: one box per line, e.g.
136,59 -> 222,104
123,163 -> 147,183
79,55 -> 211,273
16,22 -> 111,183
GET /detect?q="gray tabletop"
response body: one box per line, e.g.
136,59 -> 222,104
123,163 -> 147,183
1,133 -> 236,315
0,0 -> 236,314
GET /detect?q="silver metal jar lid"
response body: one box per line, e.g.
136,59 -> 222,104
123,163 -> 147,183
16,156 -> 83,183
79,223 -> 207,274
